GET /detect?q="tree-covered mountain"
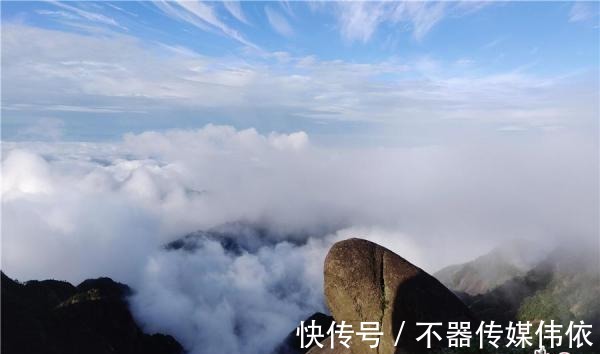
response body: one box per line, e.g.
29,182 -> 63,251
436,243 -> 599,328
434,240 -> 543,296
434,243 -> 600,353
1,272 -> 183,354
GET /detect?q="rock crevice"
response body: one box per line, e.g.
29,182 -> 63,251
322,238 -> 474,354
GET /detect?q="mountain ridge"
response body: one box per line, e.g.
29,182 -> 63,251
1,272 -> 184,354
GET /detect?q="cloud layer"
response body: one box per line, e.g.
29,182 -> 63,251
2,3 -> 598,353
3,22 -> 597,140
4,124 -> 597,275
2,125 -> 598,353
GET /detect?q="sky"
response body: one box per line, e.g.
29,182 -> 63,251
1,1 -> 598,144
1,2 -> 599,354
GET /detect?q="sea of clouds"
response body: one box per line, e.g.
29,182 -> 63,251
1,125 -> 597,354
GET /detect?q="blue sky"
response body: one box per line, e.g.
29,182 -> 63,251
1,1 -> 598,144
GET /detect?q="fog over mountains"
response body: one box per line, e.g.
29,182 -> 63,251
2,125 -> 597,354
2,1 -> 598,353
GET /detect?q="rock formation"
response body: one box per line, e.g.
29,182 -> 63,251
323,238 -> 473,354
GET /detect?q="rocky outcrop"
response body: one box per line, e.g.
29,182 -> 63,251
1,272 -> 183,354
323,238 -> 473,354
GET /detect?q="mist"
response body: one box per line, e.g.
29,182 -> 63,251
1,125 -> 597,354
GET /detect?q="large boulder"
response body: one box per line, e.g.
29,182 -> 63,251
324,238 -> 473,354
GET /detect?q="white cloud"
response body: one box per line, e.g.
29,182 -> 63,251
265,6 -> 294,37
268,131 -> 309,151
2,23 -> 595,135
36,9 -> 79,21
569,2 -> 596,23
131,225 -> 428,354
47,0 -> 127,30
223,1 -> 249,25
131,235 -> 332,354
482,37 -> 505,50
153,0 -> 256,48
105,3 -> 139,18
3,125 -> 597,280
337,1 -> 387,43
2,150 -> 54,196
17,117 -> 65,141
2,125 -> 597,353
335,1 -> 480,43
2,4 -> 598,353
396,1 -> 447,41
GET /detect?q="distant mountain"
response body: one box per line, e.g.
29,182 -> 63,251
434,240 -> 542,296
458,245 -> 600,327
434,241 -> 600,353
165,221 -> 311,255
1,272 -> 183,354
516,252 -> 600,325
